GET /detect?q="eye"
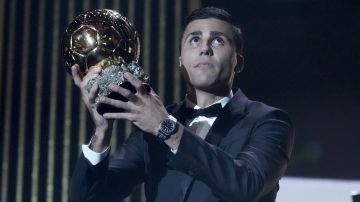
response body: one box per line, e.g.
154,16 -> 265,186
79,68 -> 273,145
211,37 -> 225,47
189,36 -> 201,47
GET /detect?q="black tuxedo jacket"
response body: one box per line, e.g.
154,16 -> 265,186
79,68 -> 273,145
70,89 -> 294,202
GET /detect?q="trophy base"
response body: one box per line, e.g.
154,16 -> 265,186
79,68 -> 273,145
97,81 -> 136,115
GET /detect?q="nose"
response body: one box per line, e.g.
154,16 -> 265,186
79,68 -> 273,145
200,42 -> 213,56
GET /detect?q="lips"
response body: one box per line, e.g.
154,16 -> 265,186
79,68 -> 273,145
195,62 -> 214,69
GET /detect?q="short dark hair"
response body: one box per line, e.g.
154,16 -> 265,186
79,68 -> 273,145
180,7 -> 244,54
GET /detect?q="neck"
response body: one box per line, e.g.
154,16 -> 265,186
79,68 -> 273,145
186,86 -> 231,107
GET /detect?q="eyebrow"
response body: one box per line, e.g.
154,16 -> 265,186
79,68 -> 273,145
183,31 -> 201,42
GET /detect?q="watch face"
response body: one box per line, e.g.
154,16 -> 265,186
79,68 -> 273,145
162,119 -> 175,134
157,116 -> 177,141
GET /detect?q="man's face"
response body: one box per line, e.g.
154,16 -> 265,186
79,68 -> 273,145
180,18 -> 243,94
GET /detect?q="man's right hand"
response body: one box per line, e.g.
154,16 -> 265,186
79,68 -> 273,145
71,64 -> 113,152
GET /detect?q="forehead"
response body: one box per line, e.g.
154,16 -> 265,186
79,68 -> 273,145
182,18 -> 233,38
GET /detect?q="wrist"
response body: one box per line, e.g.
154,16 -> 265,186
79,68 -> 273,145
164,124 -> 183,150
90,127 -> 112,152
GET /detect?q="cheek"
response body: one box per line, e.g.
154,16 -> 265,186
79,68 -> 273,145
180,52 -> 195,68
217,53 -> 237,78
223,52 -> 238,73
231,54 -> 237,67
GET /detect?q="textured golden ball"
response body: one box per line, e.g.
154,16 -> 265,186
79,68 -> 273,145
62,9 -> 140,76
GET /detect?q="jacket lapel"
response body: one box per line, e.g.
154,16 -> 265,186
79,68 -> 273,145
205,89 -> 248,146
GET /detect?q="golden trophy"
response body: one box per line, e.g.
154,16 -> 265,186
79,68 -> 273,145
62,9 -> 149,114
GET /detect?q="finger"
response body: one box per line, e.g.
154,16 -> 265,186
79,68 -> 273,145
100,96 -> 133,111
142,83 -> 152,93
124,72 -> 147,94
103,112 -> 135,121
81,73 -> 101,91
71,65 -> 82,86
82,66 -> 101,86
108,84 -> 138,103
88,84 -> 98,103
87,65 -> 102,74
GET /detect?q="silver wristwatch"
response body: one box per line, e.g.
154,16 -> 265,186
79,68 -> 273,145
157,115 -> 178,141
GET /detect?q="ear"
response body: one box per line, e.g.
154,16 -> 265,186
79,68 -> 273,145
178,56 -> 182,68
234,54 -> 244,73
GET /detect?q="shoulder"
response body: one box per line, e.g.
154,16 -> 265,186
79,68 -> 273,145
245,99 -> 292,125
246,99 -> 288,116
231,89 -> 291,123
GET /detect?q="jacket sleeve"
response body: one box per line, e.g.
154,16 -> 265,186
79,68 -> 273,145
69,128 -> 146,202
167,109 -> 294,202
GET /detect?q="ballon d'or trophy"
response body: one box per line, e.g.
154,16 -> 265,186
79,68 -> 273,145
62,9 -> 149,115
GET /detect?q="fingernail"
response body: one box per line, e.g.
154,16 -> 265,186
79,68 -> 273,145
124,72 -> 130,77
108,84 -> 116,89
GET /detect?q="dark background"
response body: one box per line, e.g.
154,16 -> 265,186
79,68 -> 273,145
1,0 -> 359,202
204,0 -> 360,179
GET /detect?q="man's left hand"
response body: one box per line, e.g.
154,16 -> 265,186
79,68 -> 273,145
100,72 -> 169,135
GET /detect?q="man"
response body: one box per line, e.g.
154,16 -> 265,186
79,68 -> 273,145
70,6 -> 294,202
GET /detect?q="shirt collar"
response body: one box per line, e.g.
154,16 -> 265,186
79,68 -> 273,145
185,90 -> 233,109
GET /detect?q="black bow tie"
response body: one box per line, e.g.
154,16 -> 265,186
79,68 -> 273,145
183,103 -> 223,119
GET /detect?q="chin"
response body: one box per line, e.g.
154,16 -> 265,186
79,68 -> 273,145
190,79 -> 213,88
191,80 -> 230,94
191,82 -> 216,91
